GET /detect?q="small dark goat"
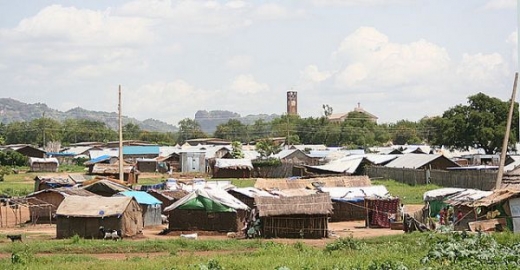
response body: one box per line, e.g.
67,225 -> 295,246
6,234 -> 22,242
99,226 -> 122,241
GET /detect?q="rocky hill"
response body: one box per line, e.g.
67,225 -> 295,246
0,98 -> 178,132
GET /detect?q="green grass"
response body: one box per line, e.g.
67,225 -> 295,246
2,232 -> 518,269
372,179 -> 441,204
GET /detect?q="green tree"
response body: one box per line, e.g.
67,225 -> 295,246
433,92 -> 519,154
123,123 -> 142,140
230,141 -> 244,159
61,119 -> 117,144
256,138 -> 282,158
214,119 -> 248,142
177,118 -> 206,144
390,120 -> 422,145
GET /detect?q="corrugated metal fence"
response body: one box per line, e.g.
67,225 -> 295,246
366,166 -> 497,191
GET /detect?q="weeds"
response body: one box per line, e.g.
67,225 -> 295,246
324,236 -> 364,253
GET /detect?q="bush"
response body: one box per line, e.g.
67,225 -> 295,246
324,236 -> 364,253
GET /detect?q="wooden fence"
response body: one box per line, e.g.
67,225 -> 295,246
366,166 -> 497,191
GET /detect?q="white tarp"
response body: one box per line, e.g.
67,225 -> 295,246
164,187 -> 249,212
321,185 -> 389,202
423,188 -> 466,201
509,197 -> 520,232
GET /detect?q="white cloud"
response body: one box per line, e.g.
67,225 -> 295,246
482,0 -> 516,10
254,3 -> 306,20
2,5 -> 153,46
310,0 -> 414,7
125,80 -> 217,122
456,53 -> 509,88
117,0 -> 253,34
332,27 -> 451,89
226,55 -> 252,71
300,65 -> 332,83
230,74 -> 269,94
507,31 -> 517,66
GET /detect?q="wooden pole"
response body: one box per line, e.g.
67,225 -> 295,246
496,73 -> 518,189
118,86 -> 124,182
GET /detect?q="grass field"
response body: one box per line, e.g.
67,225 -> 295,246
1,232 -> 519,269
372,179 -> 441,204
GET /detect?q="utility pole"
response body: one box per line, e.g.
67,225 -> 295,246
118,86 -> 124,182
42,111 -> 46,150
496,73 -> 518,189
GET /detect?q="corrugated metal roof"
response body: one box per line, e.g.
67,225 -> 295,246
89,149 -> 118,159
84,155 -> 112,165
385,154 -> 448,169
307,156 -> 365,174
118,191 -> 162,205
123,146 -> 160,155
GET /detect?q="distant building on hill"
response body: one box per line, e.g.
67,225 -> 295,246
327,103 -> 378,124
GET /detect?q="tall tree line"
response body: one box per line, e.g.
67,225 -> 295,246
1,93 -> 517,154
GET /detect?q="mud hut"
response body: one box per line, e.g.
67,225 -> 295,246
212,158 -> 253,178
56,196 -> 143,239
164,188 -> 249,232
26,188 -> 97,224
320,185 -> 389,222
28,157 -> 59,172
89,163 -> 140,184
255,192 -> 332,239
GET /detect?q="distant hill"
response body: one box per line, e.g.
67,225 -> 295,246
0,98 -> 178,132
195,110 -> 279,133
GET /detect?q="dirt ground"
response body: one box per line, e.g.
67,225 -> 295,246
0,202 -> 419,260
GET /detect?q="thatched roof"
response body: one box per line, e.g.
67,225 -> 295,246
254,176 -> 371,190
468,189 -> 520,207
255,193 -> 332,217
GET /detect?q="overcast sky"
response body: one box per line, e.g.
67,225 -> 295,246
0,0 -> 517,126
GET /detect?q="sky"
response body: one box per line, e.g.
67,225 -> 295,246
0,0 -> 517,126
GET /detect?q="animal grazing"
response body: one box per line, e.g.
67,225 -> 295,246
99,226 -> 122,241
180,233 -> 198,240
6,234 -> 22,242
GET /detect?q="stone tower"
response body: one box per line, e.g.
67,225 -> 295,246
287,91 -> 298,115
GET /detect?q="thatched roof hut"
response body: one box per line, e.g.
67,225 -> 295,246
89,163 -> 140,184
212,158 -> 254,178
254,175 -> 371,190
255,193 -> 332,238
56,196 -> 143,239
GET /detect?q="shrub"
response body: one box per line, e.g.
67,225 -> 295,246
324,236 -> 364,253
